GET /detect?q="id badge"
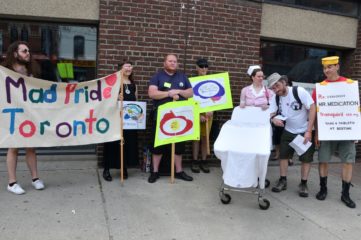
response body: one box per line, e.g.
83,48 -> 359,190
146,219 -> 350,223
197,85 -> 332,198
164,82 -> 171,88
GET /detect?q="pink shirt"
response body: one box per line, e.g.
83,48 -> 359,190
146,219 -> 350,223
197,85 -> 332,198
240,84 -> 274,107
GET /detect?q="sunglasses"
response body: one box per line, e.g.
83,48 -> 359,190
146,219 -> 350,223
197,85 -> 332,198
198,64 -> 208,68
18,49 -> 30,54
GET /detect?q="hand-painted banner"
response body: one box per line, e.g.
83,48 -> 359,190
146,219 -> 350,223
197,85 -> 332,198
154,99 -> 200,147
189,72 -> 233,113
316,80 -> 361,140
121,101 -> 147,129
0,66 -> 121,148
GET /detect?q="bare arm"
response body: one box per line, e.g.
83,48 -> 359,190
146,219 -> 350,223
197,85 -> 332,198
178,87 -> 193,99
303,103 -> 316,144
239,87 -> 246,108
148,85 -> 169,100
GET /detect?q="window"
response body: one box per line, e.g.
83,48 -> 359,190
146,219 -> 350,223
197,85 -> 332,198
20,25 -> 29,42
10,25 -> 18,43
265,0 -> 359,17
0,21 -> 97,83
261,41 -> 342,84
73,35 -> 85,59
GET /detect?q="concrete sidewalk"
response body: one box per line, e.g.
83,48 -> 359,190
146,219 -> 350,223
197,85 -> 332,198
1,155 -> 361,240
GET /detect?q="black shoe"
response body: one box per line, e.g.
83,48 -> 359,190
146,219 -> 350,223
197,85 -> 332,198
103,169 -> 112,182
191,161 -> 200,173
148,172 -> 159,183
316,188 -> 327,200
175,171 -> 193,181
199,162 -> 210,173
341,195 -> 356,208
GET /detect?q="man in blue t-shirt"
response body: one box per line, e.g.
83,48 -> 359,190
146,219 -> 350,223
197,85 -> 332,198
148,54 -> 194,183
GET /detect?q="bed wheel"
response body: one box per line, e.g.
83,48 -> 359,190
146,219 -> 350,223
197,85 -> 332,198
220,193 -> 231,204
258,198 -> 270,210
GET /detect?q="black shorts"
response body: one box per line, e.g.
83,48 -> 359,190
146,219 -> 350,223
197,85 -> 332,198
272,125 -> 284,145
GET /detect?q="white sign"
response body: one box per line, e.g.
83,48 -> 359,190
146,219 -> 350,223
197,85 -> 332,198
122,101 -> 146,129
316,80 -> 361,140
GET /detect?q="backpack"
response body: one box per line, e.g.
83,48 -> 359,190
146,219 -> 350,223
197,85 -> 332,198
275,86 -> 302,114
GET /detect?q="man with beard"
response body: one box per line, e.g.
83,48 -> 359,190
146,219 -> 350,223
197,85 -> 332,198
147,54 -> 194,183
268,73 -> 316,197
1,41 -> 44,194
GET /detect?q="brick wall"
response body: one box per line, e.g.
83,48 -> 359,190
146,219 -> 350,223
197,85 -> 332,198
343,19 -> 361,161
97,0 -> 263,165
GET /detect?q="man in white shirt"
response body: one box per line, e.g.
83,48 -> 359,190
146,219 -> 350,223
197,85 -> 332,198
268,73 -> 316,197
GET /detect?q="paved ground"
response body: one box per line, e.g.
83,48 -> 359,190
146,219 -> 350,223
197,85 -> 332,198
0,155 -> 361,240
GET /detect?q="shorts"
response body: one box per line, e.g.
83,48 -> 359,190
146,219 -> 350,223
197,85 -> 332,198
279,130 -> 314,163
200,115 -> 213,137
150,110 -> 186,155
318,141 -> 355,163
272,125 -> 284,145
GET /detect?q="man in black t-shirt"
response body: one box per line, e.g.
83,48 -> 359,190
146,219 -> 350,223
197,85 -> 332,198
147,54 -> 193,183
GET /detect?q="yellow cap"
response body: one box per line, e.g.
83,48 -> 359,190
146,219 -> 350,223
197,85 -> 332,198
322,56 -> 339,66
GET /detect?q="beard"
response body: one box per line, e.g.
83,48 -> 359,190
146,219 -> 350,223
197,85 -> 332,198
16,55 -> 30,65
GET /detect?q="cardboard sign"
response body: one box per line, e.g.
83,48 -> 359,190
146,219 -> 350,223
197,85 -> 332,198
316,80 -> 361,140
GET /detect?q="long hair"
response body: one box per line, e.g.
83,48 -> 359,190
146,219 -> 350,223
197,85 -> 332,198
1,41 -> 40,77
118,60 -> 134,83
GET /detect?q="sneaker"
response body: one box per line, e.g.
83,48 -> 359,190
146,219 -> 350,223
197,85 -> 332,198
271,179 -> 287,193
199,162 -> 210,173
191,161 -> 200,173
32,179 -> 45,190
298,182 -> 309,197
175,171 -> 193,181
148,172 -> 159,183
7,183 -> 25,195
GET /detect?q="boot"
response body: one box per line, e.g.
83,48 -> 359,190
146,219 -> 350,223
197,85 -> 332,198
191,160 -> 200,173
341,181 -> 356,208
316,176 -> 327,200
103,169 -> 112,181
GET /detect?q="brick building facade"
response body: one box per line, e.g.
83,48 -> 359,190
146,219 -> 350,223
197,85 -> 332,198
97,0 -> 264,163
0,0 -> 360,162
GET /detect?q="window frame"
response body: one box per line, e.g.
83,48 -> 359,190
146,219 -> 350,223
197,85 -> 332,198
263,0 -> 360,18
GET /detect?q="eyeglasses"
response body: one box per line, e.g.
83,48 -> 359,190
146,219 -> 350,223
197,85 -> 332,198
18,49 -> 30,54
198,64 -> 208,68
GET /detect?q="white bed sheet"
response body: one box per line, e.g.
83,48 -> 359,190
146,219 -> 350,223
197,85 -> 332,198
214,107 -> 271,189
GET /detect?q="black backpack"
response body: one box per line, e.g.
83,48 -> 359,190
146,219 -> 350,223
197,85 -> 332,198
275,86 -> 302,114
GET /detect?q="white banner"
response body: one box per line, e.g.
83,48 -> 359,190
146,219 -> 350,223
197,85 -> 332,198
0,66 -> 121,148
316,80 -> 361,140
122,101 -> 146,129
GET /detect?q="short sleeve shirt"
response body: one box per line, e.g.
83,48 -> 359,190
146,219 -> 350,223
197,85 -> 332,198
311,76 -> 347,103
241,84 -> 274,107
149,69 -> 192,109
269,86 -> 314,134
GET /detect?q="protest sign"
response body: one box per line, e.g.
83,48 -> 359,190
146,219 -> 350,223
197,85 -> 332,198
316,80 -> 361,140
154,99 -> 200,147
189,72 -> 233,113
0,66 -> 121,147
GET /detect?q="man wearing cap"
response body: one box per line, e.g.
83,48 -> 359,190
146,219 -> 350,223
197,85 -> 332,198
192,58 -> 213,173
268,73 -> 316,197
311,56 -> 356,208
